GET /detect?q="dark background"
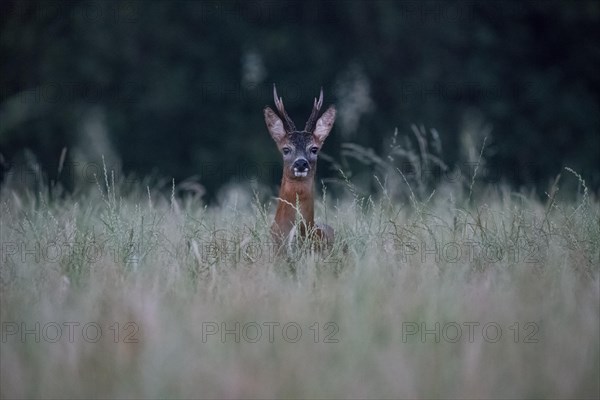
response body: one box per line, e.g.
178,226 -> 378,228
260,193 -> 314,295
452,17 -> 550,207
1,0 -> 599,201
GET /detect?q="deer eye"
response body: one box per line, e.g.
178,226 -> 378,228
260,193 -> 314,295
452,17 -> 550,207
282,147 -> 291,155
310,146 -> 319,154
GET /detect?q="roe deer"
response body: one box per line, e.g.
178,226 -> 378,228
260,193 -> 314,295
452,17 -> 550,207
264,85 -> 336,250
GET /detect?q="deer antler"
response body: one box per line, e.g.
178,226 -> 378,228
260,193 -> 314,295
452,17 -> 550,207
273,84 -> 296,132
304,87 -> 324,133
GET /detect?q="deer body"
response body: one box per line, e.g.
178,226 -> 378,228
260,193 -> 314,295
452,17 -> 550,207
272,176 -> 314,236
264,85 -> 336,248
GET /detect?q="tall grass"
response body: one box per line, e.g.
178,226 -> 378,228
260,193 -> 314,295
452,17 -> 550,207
1,142 -> 598,399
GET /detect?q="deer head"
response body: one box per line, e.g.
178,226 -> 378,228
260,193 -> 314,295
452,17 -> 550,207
264,85 -> 336,181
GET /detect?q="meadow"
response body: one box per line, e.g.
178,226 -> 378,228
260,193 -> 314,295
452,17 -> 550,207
1,141 -> 598,399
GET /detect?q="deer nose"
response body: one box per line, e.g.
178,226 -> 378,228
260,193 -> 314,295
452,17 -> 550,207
293,158 -> 309,172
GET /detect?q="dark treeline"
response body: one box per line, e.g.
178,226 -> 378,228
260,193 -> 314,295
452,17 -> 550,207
1,0 -> 599,200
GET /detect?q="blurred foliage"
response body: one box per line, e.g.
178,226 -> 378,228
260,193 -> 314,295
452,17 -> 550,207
1,0 -> 599,200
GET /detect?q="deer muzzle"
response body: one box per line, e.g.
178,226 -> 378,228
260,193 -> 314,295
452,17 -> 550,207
292,158 -> 310,177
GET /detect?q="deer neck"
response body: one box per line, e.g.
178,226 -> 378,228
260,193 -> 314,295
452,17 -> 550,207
274,175 -> 315,234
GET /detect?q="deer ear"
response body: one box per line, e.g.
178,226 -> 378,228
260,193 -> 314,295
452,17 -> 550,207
313,106 -> 336,143
264,107 -> 286,144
